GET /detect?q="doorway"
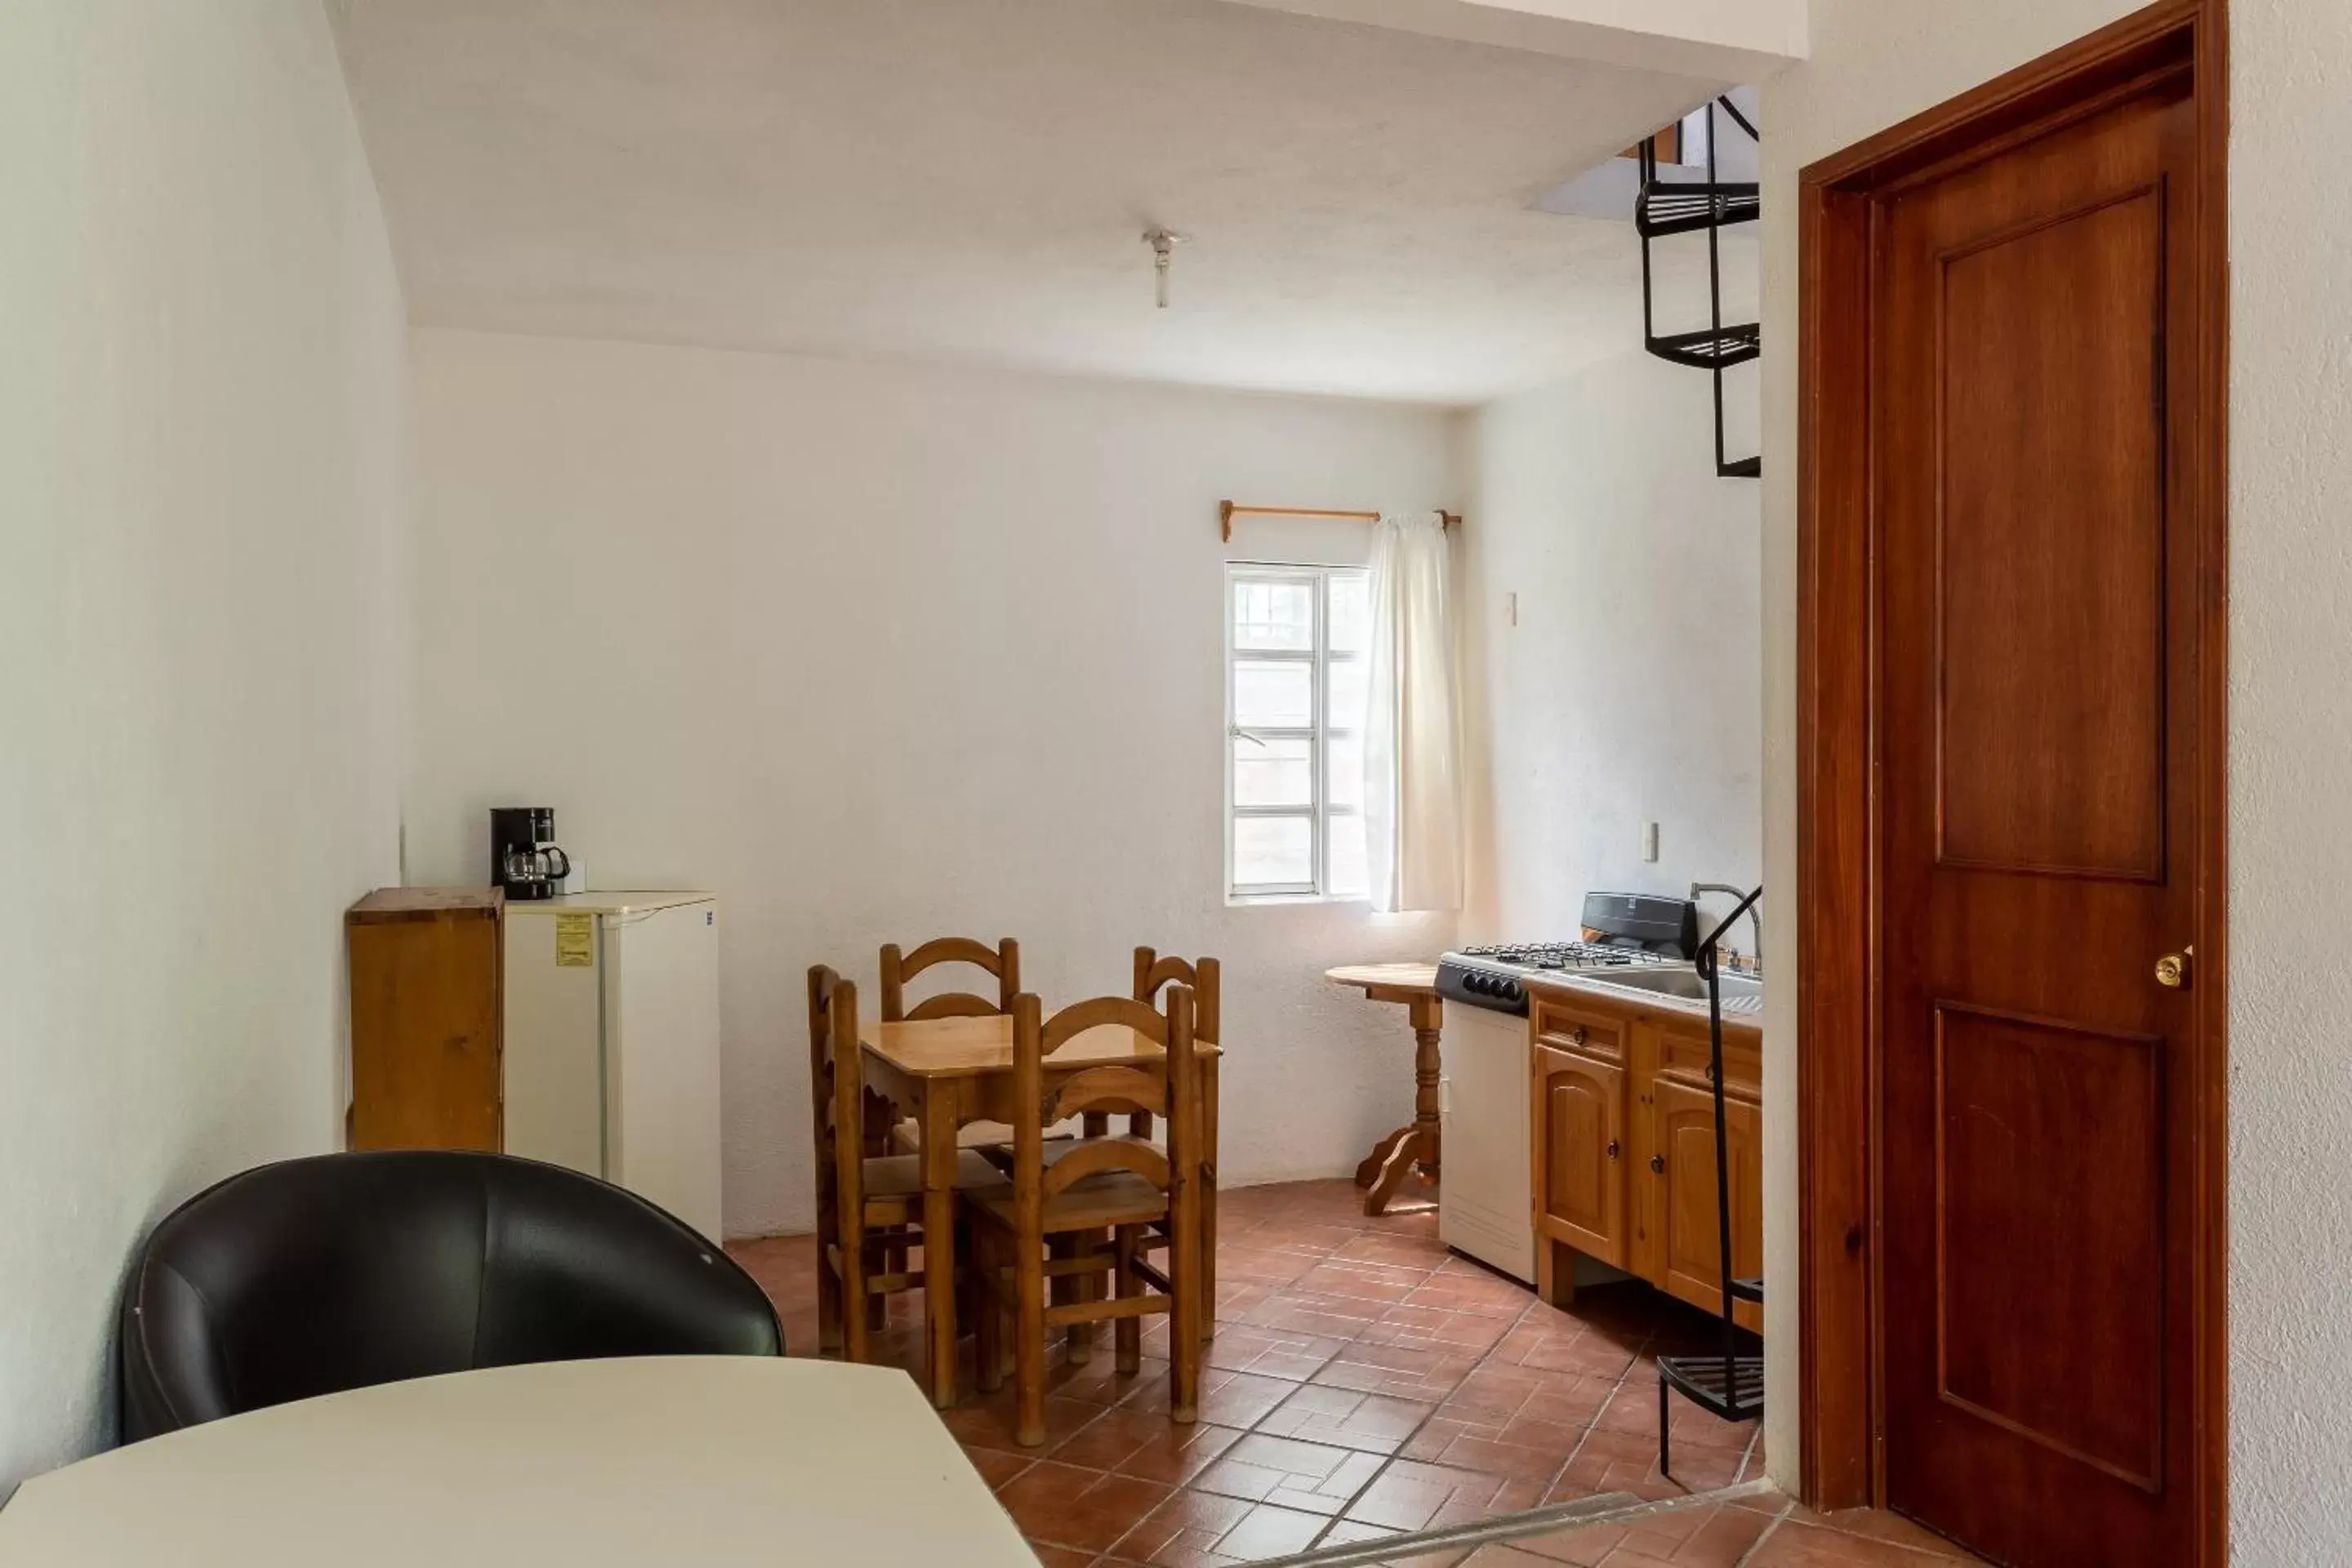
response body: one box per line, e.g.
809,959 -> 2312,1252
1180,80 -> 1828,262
1795,2 -> 2227,1565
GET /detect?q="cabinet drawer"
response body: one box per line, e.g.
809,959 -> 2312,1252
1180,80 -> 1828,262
1532,997 -> 1625,1064
1655,1019 -> 1761,1098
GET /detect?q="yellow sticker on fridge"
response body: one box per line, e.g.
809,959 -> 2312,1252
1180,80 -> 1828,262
555,912 -> 595,968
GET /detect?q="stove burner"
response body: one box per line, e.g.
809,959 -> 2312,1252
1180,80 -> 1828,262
1458,941 -> 1673,970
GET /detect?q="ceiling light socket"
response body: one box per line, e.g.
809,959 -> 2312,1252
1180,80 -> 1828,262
1143,227 -> 1187,309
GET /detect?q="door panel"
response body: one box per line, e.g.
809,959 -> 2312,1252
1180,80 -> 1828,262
1535,1045 -> 1624,1267
1876,78 -> 2198,1566
1936,191 -> 2167,880
1934,1006 -> 2164,1489
1652,1079 -> 1762,1333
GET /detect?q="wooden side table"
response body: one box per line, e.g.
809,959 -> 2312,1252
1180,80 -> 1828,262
1325,963 -> 1442,1216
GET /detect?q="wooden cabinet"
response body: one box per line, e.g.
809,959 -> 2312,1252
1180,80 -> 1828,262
1529,982 -> 1762,1333
1645,1078 -> 1762,1332
346,888 -> 503,1152
1534,1045 -> 1626,1276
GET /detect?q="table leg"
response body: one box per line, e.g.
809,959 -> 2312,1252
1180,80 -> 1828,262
1353,1126 -> 1414,1189
921,1089 -> 960,1410
1354,996 -> 1442,1217
1407,994 -> 1442,1185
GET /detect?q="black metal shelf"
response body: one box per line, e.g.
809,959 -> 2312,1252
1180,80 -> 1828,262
1637,96 -> 1762,481
1657,886 -> 1767,1481
1637,181 -> 1761,240
1646,323 -> 1761,371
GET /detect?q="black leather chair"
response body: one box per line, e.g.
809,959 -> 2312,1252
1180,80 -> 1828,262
120,1150 -> 782,1441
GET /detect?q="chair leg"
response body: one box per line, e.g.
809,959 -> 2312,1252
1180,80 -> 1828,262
975,1227 -> 1004,1396
1114,1225 -> 1142,1374
1072,1228 -> 1110,1365
1169,1205 -> 1201,1426
1016,1232 -> 1048,1446
1201,1174 -> 1218,1341
842,1236 -> 871,1366
1049,1233 -> 1091,1366
872,1224 -> 902,1331
816,1248 -> 844,1356
815,1194 -> 844,1354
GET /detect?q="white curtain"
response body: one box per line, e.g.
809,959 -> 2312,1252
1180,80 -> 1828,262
1362,512 -> 1463,914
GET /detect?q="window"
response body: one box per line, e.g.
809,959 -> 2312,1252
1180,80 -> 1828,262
1226,564 -> 1370,902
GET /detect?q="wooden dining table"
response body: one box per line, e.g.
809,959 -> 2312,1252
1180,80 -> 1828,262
1325,962 -> 1443,1216
859,1013 -> 1220,1409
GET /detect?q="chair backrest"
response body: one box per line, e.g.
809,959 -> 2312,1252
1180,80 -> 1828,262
1009,989 -> 1198,1218
119,1151 -> 781,1442
1128,949 -> 1219,1136
810,965 -> 872,1232
879,936 -> 1020,1022
807,964 -> 841,1243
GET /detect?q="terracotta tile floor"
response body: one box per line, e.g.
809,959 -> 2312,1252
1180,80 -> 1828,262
728,1178 -> 1973,1567
1454,1490 -> 1983,1568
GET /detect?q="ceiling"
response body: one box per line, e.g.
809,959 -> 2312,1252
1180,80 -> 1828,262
329,0 -> 1756,406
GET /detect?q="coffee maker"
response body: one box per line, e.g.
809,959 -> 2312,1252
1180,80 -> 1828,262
490,807 -> 571,902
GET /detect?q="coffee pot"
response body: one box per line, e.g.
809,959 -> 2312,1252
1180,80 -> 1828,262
489,807 -> 571,902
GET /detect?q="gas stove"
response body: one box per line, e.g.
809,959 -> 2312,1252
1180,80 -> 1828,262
1437,893 -> 1699,1016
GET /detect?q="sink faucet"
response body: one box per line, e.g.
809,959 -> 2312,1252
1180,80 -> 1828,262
1690,883 -> 1762,969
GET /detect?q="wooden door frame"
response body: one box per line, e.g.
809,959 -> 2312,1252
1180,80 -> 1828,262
1793,1 -> 2230,1559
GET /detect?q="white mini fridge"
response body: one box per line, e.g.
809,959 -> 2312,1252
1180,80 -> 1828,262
502,892 -> 723,1241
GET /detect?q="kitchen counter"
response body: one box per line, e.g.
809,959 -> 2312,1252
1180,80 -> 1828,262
1520,966 -> 1764,1031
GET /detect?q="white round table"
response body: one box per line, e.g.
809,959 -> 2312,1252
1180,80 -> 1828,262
0,1357 -> 1036,1566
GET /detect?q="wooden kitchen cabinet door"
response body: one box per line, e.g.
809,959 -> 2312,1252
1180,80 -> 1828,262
1533,1045 -> 1626,1269
1650,1077 -> 1762,1333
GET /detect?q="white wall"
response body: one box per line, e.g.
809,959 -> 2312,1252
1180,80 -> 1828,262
0,0 -> 408,1489
1459,349 -> 1762,950
2216,2 -> 2352,1554
1761,2 -> 2352,1551
404,329 -> 1459,1241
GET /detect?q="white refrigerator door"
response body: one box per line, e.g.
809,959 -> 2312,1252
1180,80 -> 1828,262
501,906 -> 607,1180
605,900 -> 723,1242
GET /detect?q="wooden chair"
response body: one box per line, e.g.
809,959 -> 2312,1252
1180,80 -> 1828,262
879,936 -> 1020,1022
808,965 -> 1000,1364
1042,949 -> 1223,1357
881,937 -> 1031,1160
1133,949 -> 1220,1326
968,990 -> 1205,1447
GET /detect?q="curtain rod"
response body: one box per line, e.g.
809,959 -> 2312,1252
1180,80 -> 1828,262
1218,501 -> 1463,542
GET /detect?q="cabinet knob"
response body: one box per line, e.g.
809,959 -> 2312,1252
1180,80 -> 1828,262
1573,1026 -> 1587,1044
1650,1153 -> 1665,1174
1606,1139 -> 1620,1160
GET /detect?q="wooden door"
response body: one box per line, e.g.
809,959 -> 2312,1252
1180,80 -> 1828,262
1874,75 -> 2202,1566
1650,1078 -> 1762,1333
1534,1045 -> 1624,1267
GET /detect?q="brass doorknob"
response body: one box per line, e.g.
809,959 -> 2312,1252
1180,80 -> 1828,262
2155,947 -> 2194,989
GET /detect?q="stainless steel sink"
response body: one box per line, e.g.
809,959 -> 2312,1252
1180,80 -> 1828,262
1585,967 -> 1763,1005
